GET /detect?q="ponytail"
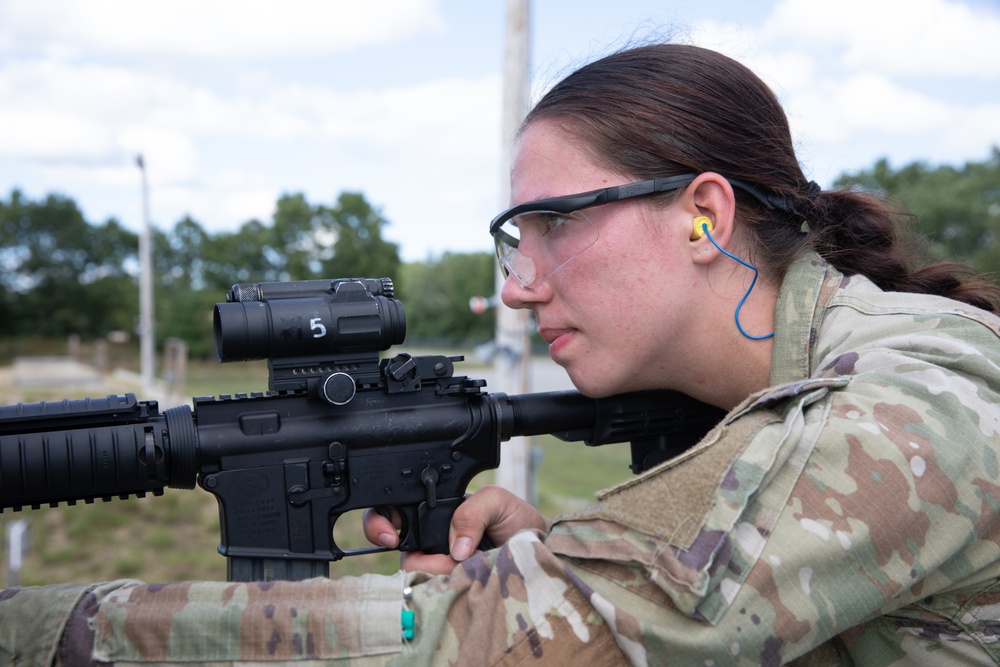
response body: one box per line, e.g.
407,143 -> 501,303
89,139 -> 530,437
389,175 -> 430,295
804,189 -> 1000,314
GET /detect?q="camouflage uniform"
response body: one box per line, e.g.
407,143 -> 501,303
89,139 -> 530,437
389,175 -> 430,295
2,251 -> 999,666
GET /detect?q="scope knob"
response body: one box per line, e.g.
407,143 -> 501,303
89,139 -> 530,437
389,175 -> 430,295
321,372 -> 357,406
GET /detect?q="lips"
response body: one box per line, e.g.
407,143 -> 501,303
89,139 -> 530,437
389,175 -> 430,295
538,326 -> 575,356
538,326 -> 568,344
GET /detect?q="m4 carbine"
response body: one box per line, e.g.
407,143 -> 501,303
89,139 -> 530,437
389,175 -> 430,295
0,278 -> 725,582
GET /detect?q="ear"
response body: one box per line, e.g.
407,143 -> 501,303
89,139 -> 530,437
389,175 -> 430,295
679,172 -> 738,266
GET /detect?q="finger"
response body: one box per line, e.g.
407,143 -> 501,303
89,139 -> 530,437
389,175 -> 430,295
400,551 -> 462,575
448,485 -> 548,560
361,506 -> 401,549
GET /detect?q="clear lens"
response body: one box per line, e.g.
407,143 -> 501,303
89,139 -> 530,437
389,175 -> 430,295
494,210 -> 598,288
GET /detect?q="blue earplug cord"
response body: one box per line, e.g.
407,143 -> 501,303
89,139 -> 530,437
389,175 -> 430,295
700,222 -> 774,340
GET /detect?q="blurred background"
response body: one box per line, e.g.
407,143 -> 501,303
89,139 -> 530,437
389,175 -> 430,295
1,0 -> 997,586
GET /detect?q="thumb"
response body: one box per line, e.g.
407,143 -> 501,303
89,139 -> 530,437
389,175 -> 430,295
448,503 -> 490,561
447,486 -> 548,561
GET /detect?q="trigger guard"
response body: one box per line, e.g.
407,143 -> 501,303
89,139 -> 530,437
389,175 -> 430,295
328,505 -> 408,561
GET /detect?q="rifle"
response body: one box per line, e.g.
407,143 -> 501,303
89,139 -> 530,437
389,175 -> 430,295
0,277 -> 725,582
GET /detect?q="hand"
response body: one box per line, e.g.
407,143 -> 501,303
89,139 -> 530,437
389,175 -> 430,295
362,485 -> 550,575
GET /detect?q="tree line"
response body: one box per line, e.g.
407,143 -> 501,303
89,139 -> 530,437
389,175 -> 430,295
834,148 -> 1000,273
0,190 -> 495,358
1,148 -> 997,359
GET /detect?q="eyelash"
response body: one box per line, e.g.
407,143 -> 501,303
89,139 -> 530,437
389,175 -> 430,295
538,213 -> 570,236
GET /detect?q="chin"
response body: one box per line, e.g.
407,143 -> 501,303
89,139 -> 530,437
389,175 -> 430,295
568,368 -> 668,399
567,372 -> 626,399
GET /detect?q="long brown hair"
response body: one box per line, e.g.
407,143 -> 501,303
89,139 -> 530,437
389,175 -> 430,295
523,43 -> 1000,313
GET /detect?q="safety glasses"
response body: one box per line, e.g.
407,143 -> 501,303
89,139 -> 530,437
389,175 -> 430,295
490,174 -> 698,289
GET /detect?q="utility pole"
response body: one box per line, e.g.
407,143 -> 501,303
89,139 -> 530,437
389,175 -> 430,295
136,154 -> 155,394
493,0 -> 533,501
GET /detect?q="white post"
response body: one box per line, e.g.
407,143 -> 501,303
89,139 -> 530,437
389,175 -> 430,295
493,0 -> 533,502
5,520 -> 29,587
136,154 -> 156,394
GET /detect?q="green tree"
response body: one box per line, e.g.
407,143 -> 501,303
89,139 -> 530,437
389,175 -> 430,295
157,216 -> 211,289
0,190 -> 138,338
0,187 -> 482,352
399,252 -> 495,345
147,218 -> 212,356
199,219 -> 283,291
271,193 -> 327,280
151,192 -> 402,356
834,148 -> 1000,275
317,192 -> 401,281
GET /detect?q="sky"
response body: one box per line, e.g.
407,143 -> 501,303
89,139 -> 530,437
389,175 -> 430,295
1,0 -> 998,263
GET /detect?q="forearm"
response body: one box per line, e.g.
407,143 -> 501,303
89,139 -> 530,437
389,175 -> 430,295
1,533 -> 627,666
1,574 -> 406,666
1,580 -> 114,667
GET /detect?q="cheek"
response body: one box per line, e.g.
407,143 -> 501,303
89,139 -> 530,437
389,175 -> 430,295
599,213 -> 675,277
559,227 -> 672,325
563,277 -> 647,351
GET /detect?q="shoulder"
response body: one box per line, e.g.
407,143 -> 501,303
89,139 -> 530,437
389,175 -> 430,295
821,273 -> 1000,355
813,275 -> 1000,437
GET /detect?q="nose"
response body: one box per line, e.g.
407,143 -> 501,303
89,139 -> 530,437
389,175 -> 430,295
500,270 -> 548,310
501,229 -> 552,290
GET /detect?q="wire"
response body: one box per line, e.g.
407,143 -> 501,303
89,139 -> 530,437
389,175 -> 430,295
701,223 -> 774,340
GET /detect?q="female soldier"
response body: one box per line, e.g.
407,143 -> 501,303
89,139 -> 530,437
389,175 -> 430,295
3,43 -> 1000,666
381,41 -> 1000,664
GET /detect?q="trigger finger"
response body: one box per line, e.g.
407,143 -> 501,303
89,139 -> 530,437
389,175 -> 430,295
362,506 -> 402,548
376,505 -> 403,528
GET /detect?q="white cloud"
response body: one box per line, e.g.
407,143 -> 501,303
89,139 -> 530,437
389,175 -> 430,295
318,77 -> 502,157
0,109 -> 112,158
695,0 -> 1000,88
686,0 -> 1000,185
0,0 -> 447,60
793,73 -> 955,141
763,0 -> 1000,79
761,0 -> 1000,81
120,127 -> 199,183
0,25 -> 501,252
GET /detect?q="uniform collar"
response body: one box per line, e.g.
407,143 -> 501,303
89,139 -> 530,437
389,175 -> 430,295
769,252 -> 845,386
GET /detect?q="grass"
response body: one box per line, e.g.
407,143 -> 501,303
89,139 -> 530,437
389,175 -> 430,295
0,345 -> 633,586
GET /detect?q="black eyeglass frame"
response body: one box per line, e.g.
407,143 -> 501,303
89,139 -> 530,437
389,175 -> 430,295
489,174 -> 695,247
489,172 -> 788,253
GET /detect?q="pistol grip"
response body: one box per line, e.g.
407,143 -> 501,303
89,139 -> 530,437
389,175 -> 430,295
396,496 -> 464,555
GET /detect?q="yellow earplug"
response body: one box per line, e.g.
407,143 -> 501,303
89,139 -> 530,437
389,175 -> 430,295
691,216 -> 714,240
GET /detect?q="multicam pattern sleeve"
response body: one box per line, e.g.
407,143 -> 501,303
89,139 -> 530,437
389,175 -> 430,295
2,252 -> 999,666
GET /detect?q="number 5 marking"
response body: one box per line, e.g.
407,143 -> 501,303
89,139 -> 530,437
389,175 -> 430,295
310,318 -> 327,338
